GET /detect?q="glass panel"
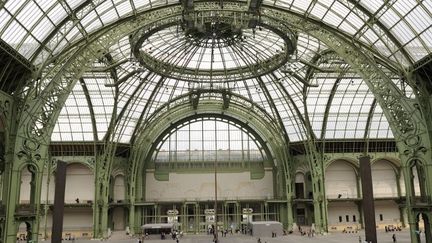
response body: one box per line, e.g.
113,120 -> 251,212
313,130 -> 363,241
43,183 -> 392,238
154,118 -> 265,163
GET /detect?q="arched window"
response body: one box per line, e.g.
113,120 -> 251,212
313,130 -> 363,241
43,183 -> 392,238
113,175 -> 126,202
65,163 -> 94,204
325,160 -> 358,199
146,117 -> 274,201
153,117 -> 266,164
19,166 -> 36,204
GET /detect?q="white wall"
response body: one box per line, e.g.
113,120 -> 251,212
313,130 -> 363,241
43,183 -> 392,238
19,169 -> 32,203
145,170 -> 273,201
40,212 -> 53,232
295,173 -> 305,183
65,163 -> 94,203
411,167 -> 422,197
372,160 -> 398,197
112,207 -> 125,230
325,161 -> 358,199
40,172 -> 55,204
113,175 -> 125,201
63,208 -> 93,230
39,209 -> 93,232
327,201 -> 360,226
375,200 -> 400,225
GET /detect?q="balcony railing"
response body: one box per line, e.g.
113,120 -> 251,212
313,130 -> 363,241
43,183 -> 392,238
15,204 -> 36,216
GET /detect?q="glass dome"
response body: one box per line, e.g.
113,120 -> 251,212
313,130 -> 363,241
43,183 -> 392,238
0,0 -> 429,144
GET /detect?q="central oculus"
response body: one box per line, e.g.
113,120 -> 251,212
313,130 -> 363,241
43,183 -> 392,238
130,11 -> 296,83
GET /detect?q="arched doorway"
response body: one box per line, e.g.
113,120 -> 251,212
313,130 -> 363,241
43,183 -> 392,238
409,160 -> 426,202
141,117 -> 275,233
16,221 -> 31,242
371,160 -> 402,230
414,213 -> 432,243
111,175 -> 126,231
325,160 -> 360,232
63,163 -> 94,238
294,172 -> 308,226
19,165 -> 37,204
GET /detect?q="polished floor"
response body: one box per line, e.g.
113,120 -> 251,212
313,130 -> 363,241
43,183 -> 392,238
38,230 -> 426,243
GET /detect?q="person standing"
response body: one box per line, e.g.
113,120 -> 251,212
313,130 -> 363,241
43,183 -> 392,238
392,233 -> 396,242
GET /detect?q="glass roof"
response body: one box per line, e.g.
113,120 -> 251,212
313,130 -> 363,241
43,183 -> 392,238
1,1 -> 429,144
1,0 -> 430,65
133,24 -> 290,82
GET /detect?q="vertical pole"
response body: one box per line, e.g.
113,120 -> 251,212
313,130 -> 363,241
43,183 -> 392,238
359,155 -> 377,243
43,160 -> 51,239
214,158 -> 218,243
214,119 -> 218,243
51,160 -> 67,243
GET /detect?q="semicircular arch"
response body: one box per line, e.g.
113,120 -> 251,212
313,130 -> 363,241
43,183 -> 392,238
19,2 -> 423,158
325,157 -> 359,174
128,94 -> 291,200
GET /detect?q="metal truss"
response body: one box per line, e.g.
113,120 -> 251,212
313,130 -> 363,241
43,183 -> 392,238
5,2 -> 432,241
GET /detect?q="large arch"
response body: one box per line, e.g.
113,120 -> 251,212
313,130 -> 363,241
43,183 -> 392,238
127,91 -> 293,234
13,2 -> 426,173
2,2 -> 431,242
325,160 -> 359,200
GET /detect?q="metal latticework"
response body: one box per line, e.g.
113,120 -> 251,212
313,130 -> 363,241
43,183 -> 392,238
1,1 -> 432,242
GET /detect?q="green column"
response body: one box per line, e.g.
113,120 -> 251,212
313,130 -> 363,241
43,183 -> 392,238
312,180 -> 327,233
284,171 -> 294,231
181,203 -> 186,232
30,168 -> 44,243
3,154 -> 22,243
401,164 -> 420,243
42,161 -> 53,239
260,203 -> 264,222
128,173 -> 136,236
128,204 -> 135,235
321,198 -> 328,232
195,203 -> 199,233
313,199 -> 321,232
100,203 -> 109,238
93,181 -> 109,239
93,164 -> 101,238
286,199 -> 294,230
236,202 -> 241,231
93,191 -> 101,238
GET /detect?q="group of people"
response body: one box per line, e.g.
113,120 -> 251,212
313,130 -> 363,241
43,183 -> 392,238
219,229 -> 231,237
385,225 -> 402,232
342,228 -> 358,234
207,225 -> 234,237
298,226 -> 315,237
171,230 -> 183,240
136,231 -> 181,242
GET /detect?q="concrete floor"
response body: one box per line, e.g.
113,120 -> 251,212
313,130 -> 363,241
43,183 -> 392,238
38,231 -> 427,243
